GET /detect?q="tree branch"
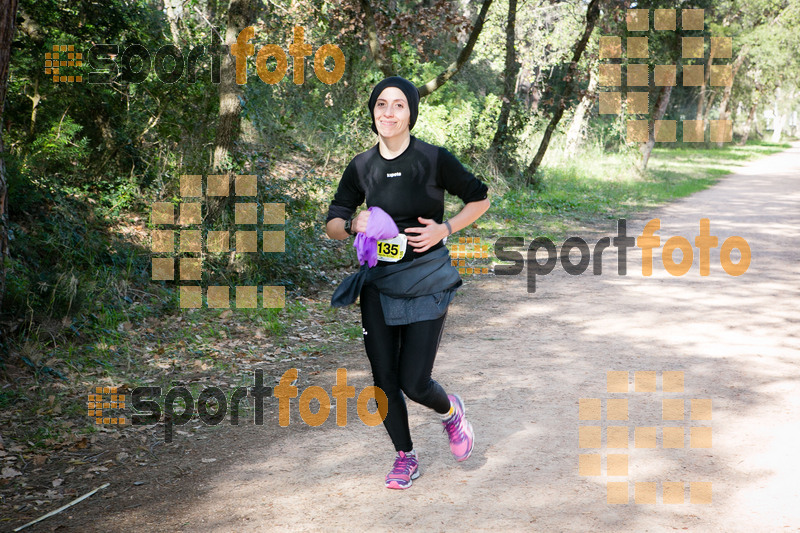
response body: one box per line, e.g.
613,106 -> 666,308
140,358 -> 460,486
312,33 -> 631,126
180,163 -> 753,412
524,0 -> 601,184
417,0 -> 494,98
359,0 -> 393,77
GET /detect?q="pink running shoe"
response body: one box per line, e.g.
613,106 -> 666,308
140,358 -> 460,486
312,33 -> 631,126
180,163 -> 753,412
385,450 -> 420,489
442,394 -> 474,461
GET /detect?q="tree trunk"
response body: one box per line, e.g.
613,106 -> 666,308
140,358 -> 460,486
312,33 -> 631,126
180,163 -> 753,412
523,0 -> 601,186
489,0 -> 519,163
769,87 -> 782,142
359,0 -> 394,77
18,8 -> 42,142
754,112 -> 761,138
0,0 -> 20,320
417,0 -> 494,97
771,113 -> 786,142
565,62 -> 598,152
739,100 -> 757,145
696,47 -> 714,120
206,0 -> 218,24
529,66 -> 542,112
212,0 -> 251,171
640,84 -> 673,171
516,65 -> 539,111
28,76 -> 40,137
716,47 -> 747,147
164,0 -> 184,47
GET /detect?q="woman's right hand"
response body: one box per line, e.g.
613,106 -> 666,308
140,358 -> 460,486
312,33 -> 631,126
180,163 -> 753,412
352,210 -> 370,234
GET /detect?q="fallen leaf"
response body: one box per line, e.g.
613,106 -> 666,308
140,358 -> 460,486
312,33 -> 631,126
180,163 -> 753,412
33,455 -> 47,466
1,467 -> 22,478
52,478 -> 63,487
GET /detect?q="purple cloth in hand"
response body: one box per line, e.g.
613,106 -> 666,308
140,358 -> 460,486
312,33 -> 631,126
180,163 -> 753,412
354,206 -> 399,268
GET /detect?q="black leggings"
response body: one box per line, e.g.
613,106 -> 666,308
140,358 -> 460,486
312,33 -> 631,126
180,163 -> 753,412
359,283 -> 451,452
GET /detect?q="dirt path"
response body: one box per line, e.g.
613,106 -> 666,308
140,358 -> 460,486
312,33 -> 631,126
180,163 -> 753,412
14,144 -> 800,532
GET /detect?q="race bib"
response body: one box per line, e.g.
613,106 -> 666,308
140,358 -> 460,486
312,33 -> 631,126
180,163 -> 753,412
376,234 -> 407,262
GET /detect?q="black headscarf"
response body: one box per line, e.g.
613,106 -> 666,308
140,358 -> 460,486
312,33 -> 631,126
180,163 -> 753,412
367,76 -> 420,134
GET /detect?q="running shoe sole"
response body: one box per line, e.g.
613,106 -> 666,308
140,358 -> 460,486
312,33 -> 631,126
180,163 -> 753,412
456,419 -> 474,461
385,468 -> 420,489
446,394 -> 475,461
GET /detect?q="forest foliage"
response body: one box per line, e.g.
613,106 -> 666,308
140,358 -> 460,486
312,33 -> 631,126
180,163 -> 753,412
1,0 -> 798,358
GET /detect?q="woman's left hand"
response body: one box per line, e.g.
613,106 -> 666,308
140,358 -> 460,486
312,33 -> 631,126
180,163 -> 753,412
405,217 -> 449,252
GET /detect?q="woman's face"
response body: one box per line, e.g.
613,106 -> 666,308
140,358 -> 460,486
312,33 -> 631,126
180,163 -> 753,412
373,87 -> 410,140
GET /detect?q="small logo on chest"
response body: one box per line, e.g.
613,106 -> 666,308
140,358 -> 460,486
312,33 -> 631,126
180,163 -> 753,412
386,172 -> 402,178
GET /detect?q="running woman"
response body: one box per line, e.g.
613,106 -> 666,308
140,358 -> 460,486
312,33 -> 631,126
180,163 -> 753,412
326,76 -> 490,489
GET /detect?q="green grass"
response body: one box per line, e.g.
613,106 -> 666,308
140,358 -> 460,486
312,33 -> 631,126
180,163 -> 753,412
342,324 -> 363,340
473,139 -> 790,244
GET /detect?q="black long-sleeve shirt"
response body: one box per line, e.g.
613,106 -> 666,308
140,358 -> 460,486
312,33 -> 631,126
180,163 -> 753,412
326,136 -> 488,263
